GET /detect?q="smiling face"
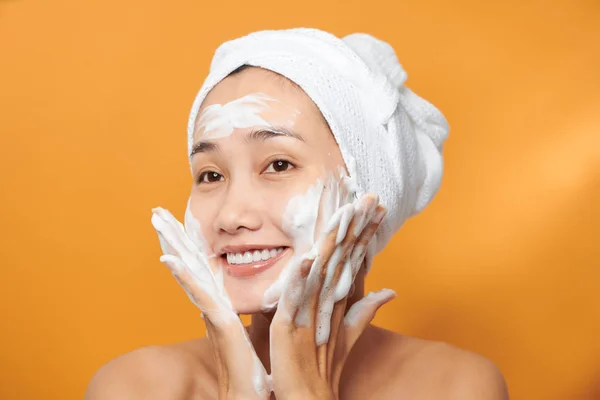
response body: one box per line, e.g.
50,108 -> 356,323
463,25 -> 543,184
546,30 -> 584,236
188,67 -> 347,314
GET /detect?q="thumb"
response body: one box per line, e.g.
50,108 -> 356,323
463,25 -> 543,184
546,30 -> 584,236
343,289 -> 397,347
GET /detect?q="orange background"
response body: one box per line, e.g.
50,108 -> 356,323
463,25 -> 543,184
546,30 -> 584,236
1,0 -> 599,399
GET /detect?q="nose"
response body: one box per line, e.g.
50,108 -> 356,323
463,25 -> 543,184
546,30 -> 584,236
213,178 -> 262,235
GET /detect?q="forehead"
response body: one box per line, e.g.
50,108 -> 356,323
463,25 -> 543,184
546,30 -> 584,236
197,67 -> 327,133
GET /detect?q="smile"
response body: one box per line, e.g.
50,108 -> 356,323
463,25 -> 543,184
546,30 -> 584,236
220,246 -> 289,278
226,247 -> 284,265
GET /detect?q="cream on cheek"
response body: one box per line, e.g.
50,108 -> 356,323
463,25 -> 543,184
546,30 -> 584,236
183,199 -> 224,285
190,90 -> 302,270
182,198 -> 273,396
192,92 -> 364,346
262,156 -> 360,312
261,158 -> 365,346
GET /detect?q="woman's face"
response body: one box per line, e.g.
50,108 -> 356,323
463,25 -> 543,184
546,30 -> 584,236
188,67 -> 346,314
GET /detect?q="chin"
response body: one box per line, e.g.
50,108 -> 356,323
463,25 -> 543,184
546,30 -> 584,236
220,248 -> 293,315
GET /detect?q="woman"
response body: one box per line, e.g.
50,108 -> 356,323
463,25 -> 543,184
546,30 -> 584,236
86,28 -> 508,399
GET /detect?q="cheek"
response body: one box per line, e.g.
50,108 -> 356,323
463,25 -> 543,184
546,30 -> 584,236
281,168 -> 356,248
255,182 -> 303,234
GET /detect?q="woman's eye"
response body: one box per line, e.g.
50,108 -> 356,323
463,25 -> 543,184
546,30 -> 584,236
265,159 -> 295,173
197,171 -> 224,184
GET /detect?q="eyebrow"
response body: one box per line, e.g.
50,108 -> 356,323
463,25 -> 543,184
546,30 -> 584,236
189,127 -> 306,157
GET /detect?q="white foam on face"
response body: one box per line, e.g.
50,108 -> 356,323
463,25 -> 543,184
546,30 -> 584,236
263,157 -> 368,345
183,199 -> 228,299
194,92 -> 300,140
152,199 -> 271,396
151,199 -> 235,322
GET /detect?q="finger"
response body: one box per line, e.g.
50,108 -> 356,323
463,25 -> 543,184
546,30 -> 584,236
313,196 -> 379,373
315,291 -> 346,378
160,255 -> 236,325
152,216 -> 181,257
153,208 -> 226,301
318,194 -> 379,377
343,289 -> 396,348
204,317 -> 226,379
274,253 -> 315,326
311,203 -> 357,348
151,208 -> 194,257
328,194 -> 379,297
317,193 -> 377,294
295,204 -> 352,334
321,203 -> 355,292
326,298 -> 347,382
183,199 -> 209,253
160,255 -> 209,308
160,251 -> 220,298
350,194 -> 380,243
320,195 -> 379,314
349,205 -> 387,278
315,197 -> 375,378
152,207 -> 187,237
184,202 -> 223,278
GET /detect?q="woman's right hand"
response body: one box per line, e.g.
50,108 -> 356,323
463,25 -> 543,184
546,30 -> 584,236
151,205 -> 271,400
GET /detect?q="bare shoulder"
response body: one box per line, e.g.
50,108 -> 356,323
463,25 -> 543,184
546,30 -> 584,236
342,325 -> 509,399
84,338 -> 217,400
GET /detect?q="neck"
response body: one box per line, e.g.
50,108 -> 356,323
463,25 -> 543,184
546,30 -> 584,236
247,273 -> 366,373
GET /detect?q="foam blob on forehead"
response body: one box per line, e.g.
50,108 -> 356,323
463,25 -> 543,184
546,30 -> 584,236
194,92 -> 301,140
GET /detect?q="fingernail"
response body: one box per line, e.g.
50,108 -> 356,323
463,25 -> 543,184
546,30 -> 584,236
372,207 -> 387,224
368,193 -> 380,205
379,288 -> 397,298
367,288 -> 397,303
160,255 -> 182,273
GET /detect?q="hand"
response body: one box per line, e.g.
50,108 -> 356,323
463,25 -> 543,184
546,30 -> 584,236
151,202 -> 271,400
269,193 -> 396,400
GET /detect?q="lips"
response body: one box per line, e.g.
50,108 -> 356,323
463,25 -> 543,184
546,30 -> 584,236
219,246 -> 290,278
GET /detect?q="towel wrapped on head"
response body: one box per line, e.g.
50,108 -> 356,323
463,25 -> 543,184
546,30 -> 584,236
187,28 -> 449,259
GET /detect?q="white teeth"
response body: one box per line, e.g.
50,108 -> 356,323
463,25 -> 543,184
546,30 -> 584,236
261,249 -> 270,260
226,247 -> 285,265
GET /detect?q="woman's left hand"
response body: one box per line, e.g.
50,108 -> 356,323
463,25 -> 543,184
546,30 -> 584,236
269,193 -> 397,400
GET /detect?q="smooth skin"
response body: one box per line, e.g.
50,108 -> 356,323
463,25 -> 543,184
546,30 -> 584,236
85,67 -> 509,399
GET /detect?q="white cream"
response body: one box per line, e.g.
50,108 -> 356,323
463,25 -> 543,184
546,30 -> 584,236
152,200 -> 271,396
263,157 -> 370,345
151,202 -> 236,324
194,92 -> 300,140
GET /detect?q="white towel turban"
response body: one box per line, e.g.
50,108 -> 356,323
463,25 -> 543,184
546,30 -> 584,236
187,28 -> 449,255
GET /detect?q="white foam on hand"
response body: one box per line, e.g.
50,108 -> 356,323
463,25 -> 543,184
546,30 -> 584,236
151,200 -> 272,397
